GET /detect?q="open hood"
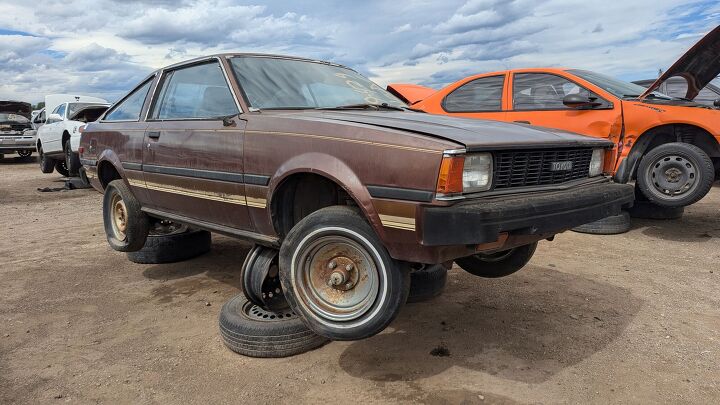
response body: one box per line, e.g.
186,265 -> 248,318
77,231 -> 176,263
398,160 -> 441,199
640,25 -> 720,100
0,101 -> 32,119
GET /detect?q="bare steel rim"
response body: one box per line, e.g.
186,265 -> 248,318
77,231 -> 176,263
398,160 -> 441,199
291,229 -> 385,325
646,153 -> 698,198
476,248 -> 516,262
17,150 -> 32,157
110,192 -> 128,241
240,300 -> 297,323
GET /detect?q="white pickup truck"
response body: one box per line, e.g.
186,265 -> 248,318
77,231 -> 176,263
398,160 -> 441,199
36,94 -> 109,176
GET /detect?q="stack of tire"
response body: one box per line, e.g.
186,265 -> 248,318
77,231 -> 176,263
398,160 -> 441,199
218,247 -> 450,358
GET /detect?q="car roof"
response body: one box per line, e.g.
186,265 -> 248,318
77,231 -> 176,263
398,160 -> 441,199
159,53 -> 355,73
457,67 -> 572,81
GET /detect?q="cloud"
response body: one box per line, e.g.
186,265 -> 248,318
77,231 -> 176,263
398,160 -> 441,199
0,0 -> 718,104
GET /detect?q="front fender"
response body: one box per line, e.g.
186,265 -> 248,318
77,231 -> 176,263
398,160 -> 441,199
267,152 -> 386,241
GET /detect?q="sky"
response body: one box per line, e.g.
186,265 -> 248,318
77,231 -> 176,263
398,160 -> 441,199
0,0 -> 718,105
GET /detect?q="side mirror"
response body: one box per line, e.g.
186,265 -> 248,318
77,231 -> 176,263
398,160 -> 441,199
47,113 -> 63,123
713,98 -> 720,108
563,94 -> 602,109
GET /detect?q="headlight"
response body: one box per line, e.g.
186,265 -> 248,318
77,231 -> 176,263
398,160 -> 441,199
463,153 -> 493,192
436,152 -> 493,195
588,148 -> 604,177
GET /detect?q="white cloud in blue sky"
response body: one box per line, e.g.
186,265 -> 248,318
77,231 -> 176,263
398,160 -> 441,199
0,0 -> 717,104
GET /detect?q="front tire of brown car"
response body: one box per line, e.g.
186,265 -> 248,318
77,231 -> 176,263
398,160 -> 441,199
456,242 -> 538,278
103,179 -> 150,252
279,206 -> 410,341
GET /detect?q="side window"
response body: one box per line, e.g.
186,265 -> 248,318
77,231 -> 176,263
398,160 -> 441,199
443,76 -> 504,112
513,73 -> 600,110
34,110 -> 45,123
56,104 -> 66,118
151,62 -> 238,120
105,80 -> 153,121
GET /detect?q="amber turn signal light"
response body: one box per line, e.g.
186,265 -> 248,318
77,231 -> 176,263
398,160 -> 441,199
436,155 -> 464,194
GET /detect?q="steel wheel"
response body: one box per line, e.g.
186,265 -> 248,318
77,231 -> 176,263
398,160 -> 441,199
241,246 -> 288,311
292,234 -> 380,323
646,154 -> 697,198
110,193 -> 128,241
17,150 -> 32,158
148,220 -> 188,236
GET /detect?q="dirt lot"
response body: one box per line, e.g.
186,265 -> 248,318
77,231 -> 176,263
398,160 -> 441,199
1,157 -> 719,404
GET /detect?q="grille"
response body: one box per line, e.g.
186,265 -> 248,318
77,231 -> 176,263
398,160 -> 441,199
0,124 -> 30,132
493,148 -> 594,190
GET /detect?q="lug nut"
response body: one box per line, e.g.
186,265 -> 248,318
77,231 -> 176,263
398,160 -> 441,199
345,264 -> 354,272
328,261 -> 337,270
329,271 -> 346,286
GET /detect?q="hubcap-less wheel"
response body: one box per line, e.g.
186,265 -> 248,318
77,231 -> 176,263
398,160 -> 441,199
648,155 -> 697,197
475,248 -> 516,262
241,246 -> 288,311
111,194 -> 128,241
293,235 -> 379,323
18,150 -> 32,157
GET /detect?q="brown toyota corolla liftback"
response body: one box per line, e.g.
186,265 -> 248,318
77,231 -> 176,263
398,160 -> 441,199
79,54 -> 634,341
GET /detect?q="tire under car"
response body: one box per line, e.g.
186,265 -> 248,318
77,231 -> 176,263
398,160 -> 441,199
407,264 -> 447,303
571,211 -> 632,235
126,228 -> 211,264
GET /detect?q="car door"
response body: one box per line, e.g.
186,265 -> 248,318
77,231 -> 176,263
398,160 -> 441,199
505,72 -> 623,142
440,74 -> 508,122
38,103 -> 65,154
142,60 -> 252,230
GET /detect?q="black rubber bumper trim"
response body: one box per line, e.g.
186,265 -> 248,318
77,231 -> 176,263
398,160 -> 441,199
420,182 -> 635,246
367,185 -> 434,202
122,162 -> 142,171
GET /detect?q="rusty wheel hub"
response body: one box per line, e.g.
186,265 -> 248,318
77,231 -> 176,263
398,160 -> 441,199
294,235 -> 379,323
110,193 -> 128,241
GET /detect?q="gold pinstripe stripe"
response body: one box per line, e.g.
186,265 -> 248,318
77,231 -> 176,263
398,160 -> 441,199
126,179 -> 267,208
378,214 -> 416,231
246,130 -> 442,154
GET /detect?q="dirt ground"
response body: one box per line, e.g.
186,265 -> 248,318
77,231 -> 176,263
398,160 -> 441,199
1,156 -> 718,405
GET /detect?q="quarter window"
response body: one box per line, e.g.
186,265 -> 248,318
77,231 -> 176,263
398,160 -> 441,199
513,73 -> 601,110
151,62 -> 238,120
443,76 -> 504,112
105,80 -> 153,121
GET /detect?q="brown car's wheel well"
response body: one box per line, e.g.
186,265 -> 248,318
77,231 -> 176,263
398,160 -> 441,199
97,161 -> 121,189
629,124 -> 719,180
271,173 -> 357,238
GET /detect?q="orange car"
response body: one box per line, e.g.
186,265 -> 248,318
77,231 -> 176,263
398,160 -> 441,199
389,25 -> 720,208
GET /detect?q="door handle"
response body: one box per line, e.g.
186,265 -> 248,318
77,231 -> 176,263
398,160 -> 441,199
513,120 -> 531,124
147,131 -> 161,139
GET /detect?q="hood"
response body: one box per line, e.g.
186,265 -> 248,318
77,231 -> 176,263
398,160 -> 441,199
0,101 -> 32,119
640,25 -> 720,100
293,111 -> 612,151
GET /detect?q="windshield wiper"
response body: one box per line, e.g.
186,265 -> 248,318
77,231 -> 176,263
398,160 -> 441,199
316,103 -> 407,111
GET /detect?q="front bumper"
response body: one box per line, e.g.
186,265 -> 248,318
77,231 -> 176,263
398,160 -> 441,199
0,135 -> 36,152
419,182 -> 634,246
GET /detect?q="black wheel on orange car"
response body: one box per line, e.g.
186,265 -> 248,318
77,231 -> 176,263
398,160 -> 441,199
126,221 -> 211,264
456,242 -> 538,278
219,294 -> 329,358
64,141 -> 81,177
103,179 -> 150,252
636,142 -> 714,208
39,146 -> 55,173
407,264 -> 448,303
54,159 -> 70,177
241,245 -> 289,311
279,206 -> 410,341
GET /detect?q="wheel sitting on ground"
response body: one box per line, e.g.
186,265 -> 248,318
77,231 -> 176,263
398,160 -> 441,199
628,200 -> 685,220
241,246 -> 288,311
103,179 -> 150,252
279,206 -> 410,341
126,221 -> 211,264
219,294 -> 329,358
64,141 -> 81,177
407,264 -> 447,303
54,159 -> 70,177
39,147 -> 55,173
636,142 -> 714,208
456,242 -> 538,278
572,211 -> 631,235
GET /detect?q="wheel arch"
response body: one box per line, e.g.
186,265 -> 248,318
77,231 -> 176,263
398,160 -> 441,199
266,153 -> 383,241
616,123 -> 719,182
96,150 -> 126,190
61,130 -> 71,146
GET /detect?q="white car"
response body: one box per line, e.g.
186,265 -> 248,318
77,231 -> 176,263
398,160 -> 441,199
36,94 -> 109,176
0,101 -> 36,160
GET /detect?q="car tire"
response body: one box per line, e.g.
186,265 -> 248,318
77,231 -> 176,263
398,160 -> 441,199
126,229 -> 211,264
571,211 -> 631,235
456,242 -> 538,278
279,206 -> 410,341
636,142 -> 714,208
103,179 -> 150,252
407,264 -> 447,303
55,159 -> 70,177
628,200 -> 684,220
219,294 -> 329,358
39,147 -> 55,173
17,150 -> 33,160
64,141 -> 81,177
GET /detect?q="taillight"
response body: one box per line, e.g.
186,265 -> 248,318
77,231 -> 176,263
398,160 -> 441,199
436,155 -> 464,194
78,125 -> 85,133
78,146 -> 84,154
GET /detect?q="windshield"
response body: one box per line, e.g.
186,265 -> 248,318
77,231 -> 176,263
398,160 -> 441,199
67,103 -> 107,118
569,69 -> 671,99
0,113 -> 29,123
230,57 -> 406,109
